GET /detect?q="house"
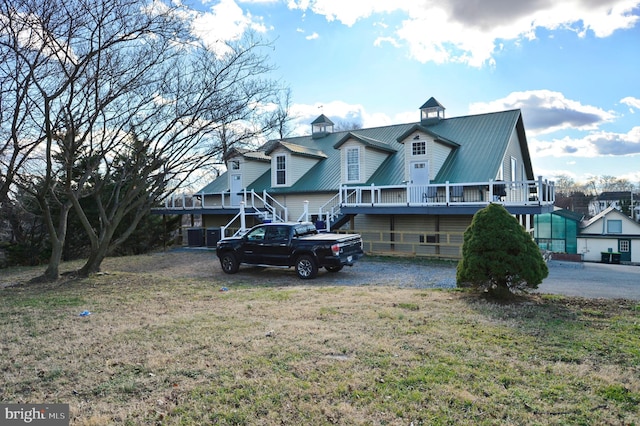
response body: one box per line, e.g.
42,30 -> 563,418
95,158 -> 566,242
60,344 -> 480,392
588,191 -> 639,220
154,98 -> 555,259
577,206 -> 640,263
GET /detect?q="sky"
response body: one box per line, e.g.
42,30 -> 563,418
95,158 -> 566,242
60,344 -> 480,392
184,0 -> 640,186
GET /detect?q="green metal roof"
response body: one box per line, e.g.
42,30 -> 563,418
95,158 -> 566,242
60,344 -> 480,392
419,97 -> 445,110
431,110 -> 527,183
199,108 -> 531,194
311,114 -> 334,125
266,140 -> 328,159
333,132 -> 397,153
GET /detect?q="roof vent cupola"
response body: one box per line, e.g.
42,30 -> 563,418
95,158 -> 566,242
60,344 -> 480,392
311,114 -> 334,139
420,97 -> 445,125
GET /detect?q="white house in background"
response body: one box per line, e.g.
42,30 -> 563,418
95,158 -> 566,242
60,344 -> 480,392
588,191 -> 639,221
577,206 -> 640,263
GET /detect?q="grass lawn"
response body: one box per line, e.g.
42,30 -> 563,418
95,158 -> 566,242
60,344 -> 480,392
1,253 -> 639,425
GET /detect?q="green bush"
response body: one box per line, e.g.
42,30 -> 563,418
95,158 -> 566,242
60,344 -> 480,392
457,203 -> 548,298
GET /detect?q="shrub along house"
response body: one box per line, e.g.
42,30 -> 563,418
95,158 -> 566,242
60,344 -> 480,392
154,98 -> 555,259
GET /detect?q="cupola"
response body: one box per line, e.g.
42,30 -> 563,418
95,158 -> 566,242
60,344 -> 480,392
311,114 -> 334,139
419,97 -> 445,125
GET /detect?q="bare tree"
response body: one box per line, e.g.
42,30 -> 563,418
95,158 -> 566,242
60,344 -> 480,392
1,0 -> 286,279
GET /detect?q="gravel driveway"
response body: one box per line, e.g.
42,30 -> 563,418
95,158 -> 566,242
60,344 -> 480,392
198,249 -> 640,301
7,248 -> 637,301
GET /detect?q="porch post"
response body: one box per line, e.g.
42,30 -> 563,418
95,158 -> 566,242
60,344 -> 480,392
303,200 -> 309,222
240,202 -> 246,233
371,183 -> 375,207
489,179 -> 494,201
537,176 -> 544,202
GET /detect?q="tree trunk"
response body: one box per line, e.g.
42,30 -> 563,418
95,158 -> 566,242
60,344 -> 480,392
40,200 -> 72,281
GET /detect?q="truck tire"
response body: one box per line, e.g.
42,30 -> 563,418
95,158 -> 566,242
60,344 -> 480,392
296,255 -> 318,279
220,252 -> 239,274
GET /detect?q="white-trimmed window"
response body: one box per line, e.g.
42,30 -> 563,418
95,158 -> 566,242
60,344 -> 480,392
510,157 -> 517,182
412,141 -> 426,156
346,147 -> 360,182
231,160 -> 240,170
607,220 -> 622,234
275,154 -> 286,185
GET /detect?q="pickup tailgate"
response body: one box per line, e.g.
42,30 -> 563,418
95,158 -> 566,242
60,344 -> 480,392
301,233 -> 363,258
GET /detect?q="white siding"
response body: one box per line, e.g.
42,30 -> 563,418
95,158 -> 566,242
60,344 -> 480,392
402,132 -> 453,182
503,129 -> 526,181
270,193 -> 335,222
269,148 -> 321,187
227,156 -> 271,188
430,140 -> 451,179
582,209 -> 640,235
365,148 -> 389,182
577,238 -> 640,263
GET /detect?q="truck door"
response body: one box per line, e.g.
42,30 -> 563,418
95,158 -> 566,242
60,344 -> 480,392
261,225 -> 291,266
242,226 -> 266,264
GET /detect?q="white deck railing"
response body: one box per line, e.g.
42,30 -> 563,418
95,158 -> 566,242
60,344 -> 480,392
337,177 -> 555,208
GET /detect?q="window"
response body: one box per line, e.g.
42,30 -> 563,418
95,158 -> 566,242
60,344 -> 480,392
412,141 -> 426,156
607,220 -> 622,234
620,240 -> 630,252
346,148 -> 360,182
231,160 -> 240,170
510,157 -> 517,182
276,155 -> 286,185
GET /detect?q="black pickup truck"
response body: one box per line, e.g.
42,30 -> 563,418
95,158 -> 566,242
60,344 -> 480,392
215,222 -> 364,279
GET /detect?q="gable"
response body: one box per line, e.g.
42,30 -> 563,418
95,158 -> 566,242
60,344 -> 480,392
581,207 -> 640,236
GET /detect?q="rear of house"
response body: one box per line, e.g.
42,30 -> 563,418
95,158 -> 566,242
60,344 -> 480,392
154,97 -> 555,259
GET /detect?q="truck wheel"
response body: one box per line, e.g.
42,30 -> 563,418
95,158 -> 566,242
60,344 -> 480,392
220,252 -> 239,274
326,265 -> 343,272
296,255 -> 318,279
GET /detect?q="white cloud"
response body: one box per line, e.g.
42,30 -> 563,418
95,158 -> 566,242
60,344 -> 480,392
305,32 -> 319,40
621,96 -> 640,112
191,0 -> 267,53
469,90 -> 616,135
286,0 -> 640,67
287,0 -> 410,26
532,126 -> 640,159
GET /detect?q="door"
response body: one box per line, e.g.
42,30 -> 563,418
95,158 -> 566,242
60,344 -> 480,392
230,173 -> 242,206
410,161 -> 429,203
619,239 -> 631,262
261,225 -> 291,266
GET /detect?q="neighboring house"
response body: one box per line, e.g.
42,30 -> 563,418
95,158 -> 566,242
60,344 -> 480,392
577,206 -> 640,263
154,98 -> 555,259
588,191 -> 638,220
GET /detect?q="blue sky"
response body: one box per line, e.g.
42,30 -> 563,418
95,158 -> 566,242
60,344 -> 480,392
185,0 -> 640,186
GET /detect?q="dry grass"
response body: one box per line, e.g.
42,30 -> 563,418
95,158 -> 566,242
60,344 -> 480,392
1,251 -> 639,425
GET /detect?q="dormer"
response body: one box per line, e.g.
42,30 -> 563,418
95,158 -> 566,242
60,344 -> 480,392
420,97 -> 445,125
311,114 -> 334,139
265,141 -> 327,187
334,133 -> 396,184
224,148 -> 271,190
